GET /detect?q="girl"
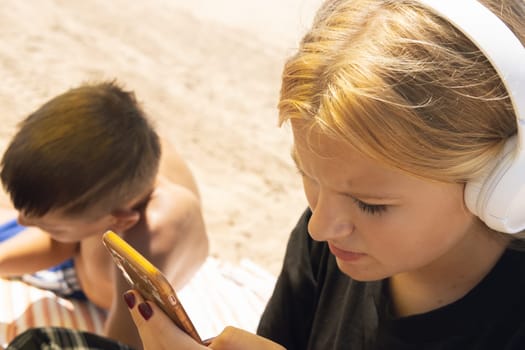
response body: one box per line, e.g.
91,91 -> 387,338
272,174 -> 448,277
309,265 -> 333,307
7,0 -> 525,349
128,0 -> 525,349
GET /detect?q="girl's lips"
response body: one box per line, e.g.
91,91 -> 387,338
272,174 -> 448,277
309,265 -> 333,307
328,243 -> 367,262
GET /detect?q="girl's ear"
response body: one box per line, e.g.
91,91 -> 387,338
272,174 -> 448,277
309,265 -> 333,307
110,209 -> 140,233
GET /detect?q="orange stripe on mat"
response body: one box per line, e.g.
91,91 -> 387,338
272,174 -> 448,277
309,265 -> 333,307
0,278 -> 107,346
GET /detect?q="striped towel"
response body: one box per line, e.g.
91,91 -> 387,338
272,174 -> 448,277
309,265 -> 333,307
0,278 -> 106,347
0,257 -> 276,347
178,257 -> 276,340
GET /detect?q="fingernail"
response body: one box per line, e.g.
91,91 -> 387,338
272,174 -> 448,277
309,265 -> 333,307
123,291 -> 135,309
138,302 -> 153,320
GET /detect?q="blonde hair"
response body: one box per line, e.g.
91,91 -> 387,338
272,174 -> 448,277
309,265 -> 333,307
279,0 -> 525,182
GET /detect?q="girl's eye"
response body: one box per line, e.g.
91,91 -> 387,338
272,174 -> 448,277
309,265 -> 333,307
353,198 -> 387,215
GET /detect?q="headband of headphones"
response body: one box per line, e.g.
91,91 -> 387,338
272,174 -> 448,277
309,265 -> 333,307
419,0 -> 525,233
418,0 -> 525,148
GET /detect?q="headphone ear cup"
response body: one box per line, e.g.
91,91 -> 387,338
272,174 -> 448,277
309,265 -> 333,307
464,136 -> 523,233
464,170 -> 488,219
463,141 -> 507,218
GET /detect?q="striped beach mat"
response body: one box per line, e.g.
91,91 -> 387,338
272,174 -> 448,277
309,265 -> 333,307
178,257 -> 276,340
0,257 -> 276,346
0,278 -> 106,346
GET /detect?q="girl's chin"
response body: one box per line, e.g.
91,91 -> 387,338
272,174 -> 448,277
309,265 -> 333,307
335,259 -> 390,282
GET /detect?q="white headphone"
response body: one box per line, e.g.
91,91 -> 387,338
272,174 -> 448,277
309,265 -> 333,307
417,0 -> 525,233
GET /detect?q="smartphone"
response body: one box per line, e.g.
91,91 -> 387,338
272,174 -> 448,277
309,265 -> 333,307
102,230 -> 202,344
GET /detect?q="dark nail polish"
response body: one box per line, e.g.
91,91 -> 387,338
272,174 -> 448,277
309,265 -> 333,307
138,302 -> 153,320
123,292 -> 135,309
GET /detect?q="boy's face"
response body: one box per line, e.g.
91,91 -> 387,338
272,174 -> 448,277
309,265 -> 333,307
17,210 -> 116,242
291,120 -> 495,282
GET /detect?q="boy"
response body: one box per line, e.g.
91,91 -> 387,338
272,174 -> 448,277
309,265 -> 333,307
0,81 -> 209,349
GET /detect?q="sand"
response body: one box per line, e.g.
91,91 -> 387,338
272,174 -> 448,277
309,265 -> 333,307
0,0 -> 323,275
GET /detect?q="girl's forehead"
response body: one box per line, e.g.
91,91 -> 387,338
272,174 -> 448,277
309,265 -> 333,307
291,119 -> 356,159
290,119 -> 425,190
291,127 -> 373,176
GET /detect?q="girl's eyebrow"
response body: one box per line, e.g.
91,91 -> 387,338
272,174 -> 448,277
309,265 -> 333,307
346,191 -> 400,201
290,147 -> 400,201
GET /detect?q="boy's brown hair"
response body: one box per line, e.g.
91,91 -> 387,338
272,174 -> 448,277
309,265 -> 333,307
0,81 -> 161,218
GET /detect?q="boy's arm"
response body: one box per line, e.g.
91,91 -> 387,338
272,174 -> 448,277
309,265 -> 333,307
104,138 -> 208,348
0,227 -> 77,276
105,186 -> 208,349
104,265 -> 144,349
157,138 -> 209,287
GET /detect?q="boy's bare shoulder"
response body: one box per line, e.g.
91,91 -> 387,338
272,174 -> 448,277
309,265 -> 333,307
158,137 -> 200,198
147,176 -> 202,228
126,176 -> 208,287
127,176 -> 206,254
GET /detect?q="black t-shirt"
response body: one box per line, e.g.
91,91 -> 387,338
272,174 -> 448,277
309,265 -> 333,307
257,209 -> 525,349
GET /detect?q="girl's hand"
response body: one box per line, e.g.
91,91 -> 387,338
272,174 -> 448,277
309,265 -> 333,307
124,289 -> 286,350
124,289 -> 207,350
207,326 -> 286,350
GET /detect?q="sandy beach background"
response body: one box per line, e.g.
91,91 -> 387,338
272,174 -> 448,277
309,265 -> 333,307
0,0 -> 324,275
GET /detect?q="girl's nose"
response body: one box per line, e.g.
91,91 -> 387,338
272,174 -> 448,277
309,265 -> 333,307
307,192 -> 355,242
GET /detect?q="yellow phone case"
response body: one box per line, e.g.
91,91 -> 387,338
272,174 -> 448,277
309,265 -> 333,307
102,230 -> 202,343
